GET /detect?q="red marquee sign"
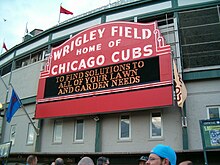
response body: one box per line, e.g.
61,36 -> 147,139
35,21 -> 173,118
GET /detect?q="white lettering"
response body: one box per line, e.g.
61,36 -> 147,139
98,28 -> 105,38
51,55 -> 106,75
53,50 -> 62,61
63,45 -> 70,56
111,45 -> 153,63
111,26 -> 152,40
51,65 -> 58,75
143,45 -> 153,56
76,44 -> 102,55
112,52 -> 120,62
71,61 -> 78,71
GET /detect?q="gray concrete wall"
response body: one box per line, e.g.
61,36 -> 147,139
2,62 -> 42,152
38,108 -> 182,153
40,117 -> 96,152
101,108 -> 182,153
4,104 -> 37,153
186,79 -> 220,150
9,61 -> 42,98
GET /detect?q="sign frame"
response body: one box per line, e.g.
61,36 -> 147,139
35,21 -> 174,118
199,118 -> 220,165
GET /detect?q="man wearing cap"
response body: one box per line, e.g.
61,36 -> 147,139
146,144 -> 176,165
138,156 -> 148,165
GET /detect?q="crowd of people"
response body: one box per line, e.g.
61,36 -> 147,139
25,144 -> 193,165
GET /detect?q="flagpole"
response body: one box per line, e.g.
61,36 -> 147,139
58,3 -> 62,24
0,76 -> 8,91
0,59 -> 14,143
0,75 -> 8,115
9,83 -> 39,135
173,59 -> 189,150
23,22 -> 28,41
1,39 -> 4,54
20,104 -> 39,135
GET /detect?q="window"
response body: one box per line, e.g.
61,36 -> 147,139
74,119 -> 84,142
1,62 -> 12,76
53,120 -> 63,143
119,115 -> 131,140
10,125 -> 16,145
26,123 -> 35,145
150,112 -> 163,138
30,50 -> 44,63
207,106 -> 220,119
14,48 -> 46,69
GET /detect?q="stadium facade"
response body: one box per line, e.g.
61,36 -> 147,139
0,0 -> 220,164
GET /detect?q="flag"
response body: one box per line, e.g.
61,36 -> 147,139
6,89 -> 22,123
173,60 -> 187,108
60,6 -> 73,15
2,42 -> 8,51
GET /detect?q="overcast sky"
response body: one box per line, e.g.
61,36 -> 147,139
0,0 -> 118,53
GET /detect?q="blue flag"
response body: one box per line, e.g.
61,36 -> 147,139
6,89 -> 22,123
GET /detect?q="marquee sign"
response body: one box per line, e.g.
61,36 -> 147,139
35,21 -> 173,118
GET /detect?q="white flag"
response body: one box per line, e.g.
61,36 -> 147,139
173,60 -> 187,108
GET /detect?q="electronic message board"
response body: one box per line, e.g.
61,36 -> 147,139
44,57 -> 160,98
35,21 -> 173,118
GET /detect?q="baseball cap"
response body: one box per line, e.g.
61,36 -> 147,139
150,144 -> 176,165
139,156 -> 148,162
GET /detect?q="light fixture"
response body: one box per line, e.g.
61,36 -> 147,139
93,116 -> 99,122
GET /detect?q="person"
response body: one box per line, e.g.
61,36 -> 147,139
26,155 -> 38,165
146,144 -> 176,165
97,156 -> 110,165
78,157 -> 95,165
55,158 -> 64,165
138,156 -> 148,165
179,161 -> 193,165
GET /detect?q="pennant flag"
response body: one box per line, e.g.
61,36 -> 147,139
173,60 -> 187,108
6,89 -> 22,123
2,42 -> 8,51
60,6 -> 73,15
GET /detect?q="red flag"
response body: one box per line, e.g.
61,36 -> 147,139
2,42 -> 8,51
60,6 -> 73,15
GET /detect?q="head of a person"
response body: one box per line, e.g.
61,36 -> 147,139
26,155 -> 38,165
178,161 -> 193,165
138,156 -> 148,165
55,158 -> 64,165
146,144 -> 176,165
78,157 -> 95,165
97,157 -> 110,165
